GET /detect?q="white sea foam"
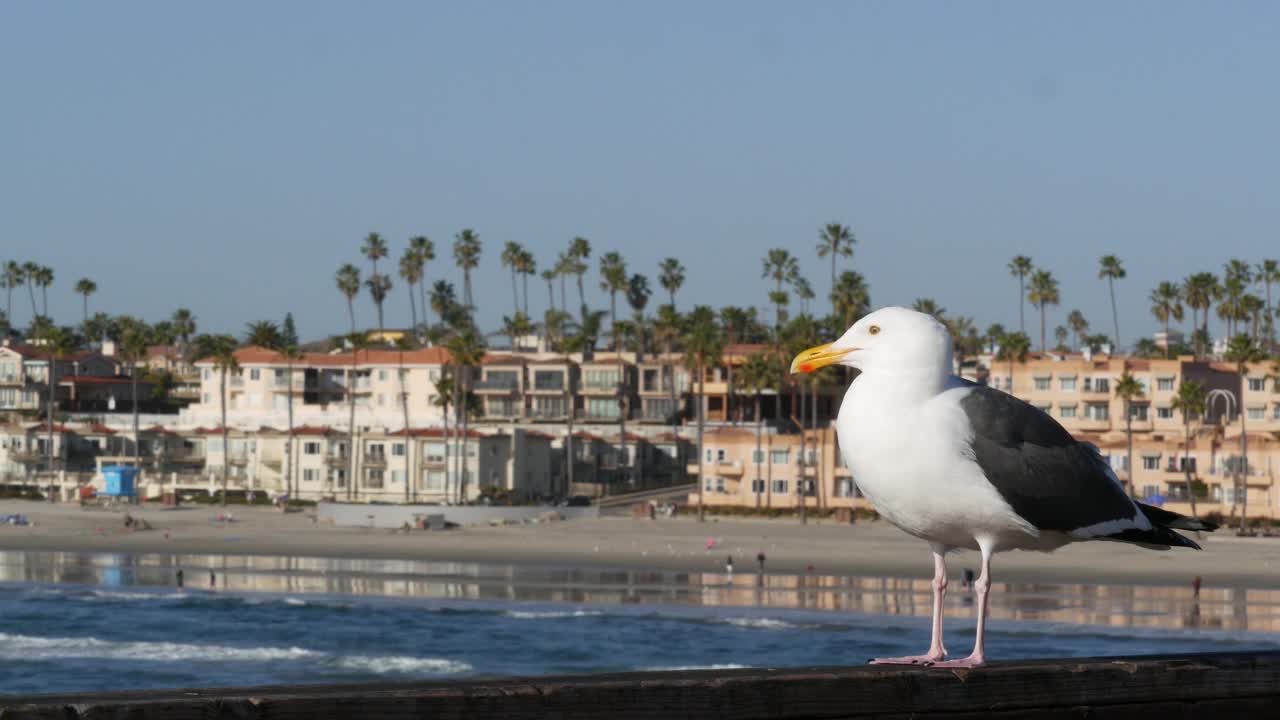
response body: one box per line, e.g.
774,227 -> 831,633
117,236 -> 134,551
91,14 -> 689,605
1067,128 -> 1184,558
335,655 -> 472,674
0,633 -> 318,663
722,617 -> 802,630
642,663 -> 749,671
283,597 -> 307,606
505,609 -> 603,620
85,590 -> 186,602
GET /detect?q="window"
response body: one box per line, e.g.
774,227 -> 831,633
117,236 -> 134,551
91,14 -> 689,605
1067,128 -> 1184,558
771,479 -> 788,494
1156,377 -> 1175,391
1035,404 -> 1052,414
424,443 -> 447,463
716,449 -> 726,462
249,368 -> 261,381
365,469 -> 384,488
391,443 -> 405,456
835,479 -> 861,498
1085,403 -> 1109,421
1274,405 -> 1280,420
304,442 -> 320,455
302,469 -> 319,483
1109,455 -> 1129,471
378,370 -> 388,381
1060,405 -> 1077,419
422,470 -> 445,491
1129,404 -> 1149,421
751,479 -> 765,493
1059,377 -> 1077,391
1247,407 -> 1264,420
752,450 -> 764,464
770,449 -> 790,465
1084,377 -> 1110,394
1142,456 -> 1160,470
1248,378 -> 1265,392
1141,484 -> 1159,499
705,448 -> 713,462
1034,377 -> 1050,391
1157,406 -> 1174,420
391,470 -> 405,486
366,442 -> 385,458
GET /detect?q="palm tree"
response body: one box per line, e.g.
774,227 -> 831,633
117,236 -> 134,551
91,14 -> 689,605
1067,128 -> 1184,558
1224,334 -> 1265,532
3,262 -> 22,332
540,268 -> 556,313
1027,270 -> 1060,352
32,265 -> 53,319
996,331 -> 1031,392
658,258 -> 685,309
244,320 -> 282,348
739,352 -> 773,509
171,308 -> 196,359
683,306 -> 723,521
517,250 -> 537,316
21,261 -> 40,322
399,247 -> 424,340
280,343 -> 302,499
118,319 -> 151,475
653,304 -> 684,439
335,264 -> 361,335
193,334 -> 239,506
626,274 -> 652,359
761,249 -> 799,330
1066,309 -> 1089,351
445,326 -> 485,502
430,280 -> 457,327
366,273 -> 393,339
500,241 -> 524,316
341,332 -> 369,501
793,277 -> 814,317
816,223 -> 855,311
41,326 -> 76,491
1007,256 -> 1034,333
830,271 -> 871,330
599,252 -> 628,351
1114,371 -> 1145,499
361,232 -> 388,277
1098,255 -> 1126,350
1171,380 -> 1207,519
74,278 -> 97,326
1052,325 -> 1069,352
502,312 -> 533,352
947,316 -> 980,372
911,298 -> 947,322
567,237 -> 592,312
1149,282 -> 1184,358
453,229 -> 483,311
1183,273 -> 1219,358
409,236 -> 435,332
1256,259 -> 1279,349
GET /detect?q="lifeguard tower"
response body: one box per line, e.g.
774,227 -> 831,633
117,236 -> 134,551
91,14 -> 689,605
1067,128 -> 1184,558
100,465 -> 139,502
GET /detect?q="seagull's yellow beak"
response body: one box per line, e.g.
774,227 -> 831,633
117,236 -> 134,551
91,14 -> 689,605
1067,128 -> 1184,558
790,343 -> 855,374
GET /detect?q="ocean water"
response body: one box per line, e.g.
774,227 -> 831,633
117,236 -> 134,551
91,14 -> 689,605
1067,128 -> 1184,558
1,552 -> 1278,696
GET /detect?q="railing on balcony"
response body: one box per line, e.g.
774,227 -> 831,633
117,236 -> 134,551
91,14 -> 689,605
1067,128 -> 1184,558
363,454 -> 387,468
527,407 -> 567,419
531,377 -> 565,391
581,379 -> 621,392
324,453 -> 349,467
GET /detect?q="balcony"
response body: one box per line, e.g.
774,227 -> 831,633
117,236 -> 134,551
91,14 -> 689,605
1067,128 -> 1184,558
226,454 -> 249,467
474,377 -> 521,394
529,376 -> 566,392
527,407 -> 568,421
8,448 -> 45,463
363,454 -> 387,468
576,409 -> 622,422
324,453 -> 350,468
711,460 -> 744,477
579,380 -> 621,394
419,456 -> 447,468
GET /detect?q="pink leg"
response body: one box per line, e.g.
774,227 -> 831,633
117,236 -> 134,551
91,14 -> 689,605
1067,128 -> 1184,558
930,543 -> 991,669
871,545 -> 949,665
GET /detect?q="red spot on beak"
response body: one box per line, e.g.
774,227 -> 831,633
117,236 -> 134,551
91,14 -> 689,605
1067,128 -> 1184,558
800,363 -> 813,374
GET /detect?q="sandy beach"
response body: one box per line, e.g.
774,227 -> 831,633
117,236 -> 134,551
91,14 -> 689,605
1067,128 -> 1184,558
1,500 -> 1278,589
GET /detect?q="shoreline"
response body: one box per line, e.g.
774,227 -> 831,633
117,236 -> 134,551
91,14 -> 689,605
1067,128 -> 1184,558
3,501 -> 1280,589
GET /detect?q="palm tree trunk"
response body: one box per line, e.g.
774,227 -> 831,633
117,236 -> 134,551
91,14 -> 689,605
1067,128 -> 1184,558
347,364 -> 356,502
1125,407 -> 1134,499
401,352 -> 410,504
511,269 -> 519,315
220,370 -> 228,507
799,380 -> 807,525
460,367 -> 470,502
522,273 -> 530,316
754,392 -> 762,510
1018,275 -> 1026,333
347,300 -> 356,335
41,287 -> 48,318
408,289 -> 419,340
27,284 -> 37,321
1240,414 -> 1249,535
286,357 -> 294,499
565,394 -> 575,497
696,360 -> 705,522
1040,304 -> 1047,352
1184,420 -> 1197,520
46,350 -> 55,495
441,394 -> 451,501
82,294 -> 88,326
576,275 -> 585,314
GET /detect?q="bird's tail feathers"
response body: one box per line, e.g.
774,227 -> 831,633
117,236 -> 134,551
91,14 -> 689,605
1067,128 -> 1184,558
1135,502 -> 1219,532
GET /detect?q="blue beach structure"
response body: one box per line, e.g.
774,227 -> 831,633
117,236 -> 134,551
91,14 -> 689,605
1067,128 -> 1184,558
101,465 -> 138,497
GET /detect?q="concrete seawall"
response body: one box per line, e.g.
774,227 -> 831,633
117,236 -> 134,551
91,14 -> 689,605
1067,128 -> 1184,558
4,652 -> 1278,718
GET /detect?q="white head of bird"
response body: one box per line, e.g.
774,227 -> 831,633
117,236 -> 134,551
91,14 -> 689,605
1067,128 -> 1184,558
790,307 -> 953,379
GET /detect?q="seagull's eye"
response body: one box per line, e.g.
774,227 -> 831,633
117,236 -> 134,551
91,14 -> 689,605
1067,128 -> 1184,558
868,325 -> 881,336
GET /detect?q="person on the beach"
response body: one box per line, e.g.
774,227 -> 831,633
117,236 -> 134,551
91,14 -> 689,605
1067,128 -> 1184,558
725,556 -> 734,575
209,571 -> 216,589
756,551 -> 766,572
176,569 -> 184,588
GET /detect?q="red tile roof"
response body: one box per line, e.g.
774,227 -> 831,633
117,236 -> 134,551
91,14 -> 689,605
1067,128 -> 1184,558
389,427 -> 487,439
59,375 -> 139,385
481,354 -> 526,366
26,423 -> 73,433
202,346 -> 453,368
292,425 -> 337,436
83,423 -> 117,435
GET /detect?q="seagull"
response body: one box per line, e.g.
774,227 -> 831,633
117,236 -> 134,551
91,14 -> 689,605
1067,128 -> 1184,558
791,307 -> 1215,669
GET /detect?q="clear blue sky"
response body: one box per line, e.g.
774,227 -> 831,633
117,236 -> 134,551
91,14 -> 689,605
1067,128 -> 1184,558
2,2 -> 1277,345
